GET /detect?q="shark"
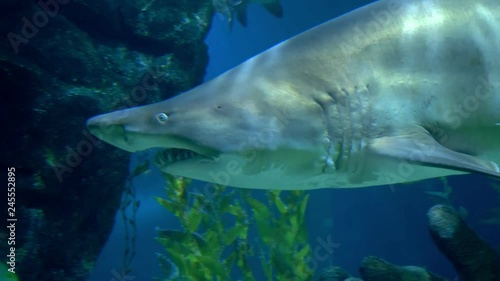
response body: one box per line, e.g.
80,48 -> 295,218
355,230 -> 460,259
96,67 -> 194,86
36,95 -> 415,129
87,0 -> 500,190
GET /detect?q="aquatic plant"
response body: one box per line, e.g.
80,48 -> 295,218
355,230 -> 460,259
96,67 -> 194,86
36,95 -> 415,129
117,157 -> 150,276
424,177 -> 453,204
154,173 -> 313,281
246,190 -> 312,280
0,261 -> 19,281
425,177 -> 469,219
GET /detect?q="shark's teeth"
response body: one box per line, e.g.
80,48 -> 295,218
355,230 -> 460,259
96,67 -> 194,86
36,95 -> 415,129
155,148 -> 198,166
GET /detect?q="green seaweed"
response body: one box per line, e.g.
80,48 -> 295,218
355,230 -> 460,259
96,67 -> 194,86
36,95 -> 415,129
154,173 -> 313,281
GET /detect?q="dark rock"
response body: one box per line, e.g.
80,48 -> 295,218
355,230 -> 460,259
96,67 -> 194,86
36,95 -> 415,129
359,256 -> 448,281
318,203 -> 500,281
319,266 -> 352,281
0,0 -> 213,280
119,0 -> 213,47
428,204 -> 500,281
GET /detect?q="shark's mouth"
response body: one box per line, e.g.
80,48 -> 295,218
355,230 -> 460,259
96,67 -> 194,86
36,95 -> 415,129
153,147 -> 218,167
154,148 -> 200,165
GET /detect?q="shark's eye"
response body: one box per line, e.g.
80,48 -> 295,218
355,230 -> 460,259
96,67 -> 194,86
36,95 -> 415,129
156,113 -> 169,124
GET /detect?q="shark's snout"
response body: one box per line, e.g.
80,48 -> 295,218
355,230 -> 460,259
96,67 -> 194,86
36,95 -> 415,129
87,114 -> 120,136
86,115 -> 109,131
86,113 -> 133,152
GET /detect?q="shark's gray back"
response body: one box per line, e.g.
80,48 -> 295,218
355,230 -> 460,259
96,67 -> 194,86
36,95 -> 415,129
255,0 -> 500,111
253,2 -> 500,138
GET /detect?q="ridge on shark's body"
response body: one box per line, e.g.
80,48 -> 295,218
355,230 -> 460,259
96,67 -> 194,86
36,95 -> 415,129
87,0 -> 500,190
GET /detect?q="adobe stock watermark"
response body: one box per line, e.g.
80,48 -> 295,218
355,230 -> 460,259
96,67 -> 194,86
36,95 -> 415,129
52,65 -> 168,182
110,268 -> 135,281
7,0 -> 71,54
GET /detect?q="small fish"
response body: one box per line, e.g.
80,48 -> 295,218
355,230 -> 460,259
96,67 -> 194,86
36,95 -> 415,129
212,0 -> 283,28
130,159 -> 151,178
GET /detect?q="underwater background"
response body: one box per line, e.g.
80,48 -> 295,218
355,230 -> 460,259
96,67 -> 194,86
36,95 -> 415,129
1,0 -> 499,280
85,1 -> 499,281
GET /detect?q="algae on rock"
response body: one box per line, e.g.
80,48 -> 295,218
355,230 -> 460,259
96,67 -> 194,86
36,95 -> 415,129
0,0 -> 213,279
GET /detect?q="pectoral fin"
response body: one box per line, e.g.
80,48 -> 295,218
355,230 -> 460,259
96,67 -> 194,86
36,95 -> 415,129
369,129 -> 500,178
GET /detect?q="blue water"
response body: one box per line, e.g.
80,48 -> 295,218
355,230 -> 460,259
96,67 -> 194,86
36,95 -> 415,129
87,1 -> 500,280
